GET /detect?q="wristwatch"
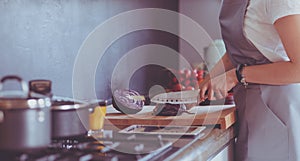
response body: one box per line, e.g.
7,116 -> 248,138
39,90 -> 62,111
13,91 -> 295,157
236,64 -> 248,86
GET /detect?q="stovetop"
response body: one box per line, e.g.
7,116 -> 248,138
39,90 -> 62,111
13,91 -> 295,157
0,131 -> 174,161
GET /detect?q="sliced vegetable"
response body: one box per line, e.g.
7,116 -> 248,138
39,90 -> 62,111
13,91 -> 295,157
112,89 -> 145,114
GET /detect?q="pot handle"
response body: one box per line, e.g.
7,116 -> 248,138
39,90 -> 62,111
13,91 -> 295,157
0,75 -> 29,93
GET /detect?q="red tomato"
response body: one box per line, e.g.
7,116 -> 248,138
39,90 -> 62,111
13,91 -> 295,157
181,85 -> 186,90
185,86 -> 195,90
197,70 -> 204,78
179,69 -> 185,77
172,77 -> 178,83
173,83 -> 182,91
184,79 -> 191,86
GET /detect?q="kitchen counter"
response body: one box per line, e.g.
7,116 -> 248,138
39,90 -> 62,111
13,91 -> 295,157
163,126 -> 236,161
102,125 -> 236,161
104,107 -> 236,161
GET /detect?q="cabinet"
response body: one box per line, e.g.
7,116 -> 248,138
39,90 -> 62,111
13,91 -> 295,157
211,141 -> 235,161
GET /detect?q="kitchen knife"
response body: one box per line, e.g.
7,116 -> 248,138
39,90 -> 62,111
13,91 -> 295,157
151,89 -> 200,104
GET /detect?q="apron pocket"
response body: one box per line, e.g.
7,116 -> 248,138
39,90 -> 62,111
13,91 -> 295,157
246,89 -> 289,161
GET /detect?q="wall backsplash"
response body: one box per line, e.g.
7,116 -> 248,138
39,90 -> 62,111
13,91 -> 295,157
0,0 -> 179,100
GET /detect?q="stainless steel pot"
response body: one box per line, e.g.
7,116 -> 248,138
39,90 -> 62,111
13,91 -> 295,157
0,76 -> 51,152
28,79 -> 107,139
51,98 -> 107,139
51,97 -> 92,139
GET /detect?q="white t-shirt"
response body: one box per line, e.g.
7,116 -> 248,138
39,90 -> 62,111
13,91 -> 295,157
244,0 -> 300,62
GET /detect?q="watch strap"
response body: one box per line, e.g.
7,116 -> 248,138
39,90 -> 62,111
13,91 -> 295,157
236,64 -> 248,86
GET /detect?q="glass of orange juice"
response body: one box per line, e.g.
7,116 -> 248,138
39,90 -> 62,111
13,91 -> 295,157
89,100 -> 107,132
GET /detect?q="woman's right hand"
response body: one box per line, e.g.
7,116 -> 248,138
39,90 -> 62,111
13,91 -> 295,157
199,69 -> 238,102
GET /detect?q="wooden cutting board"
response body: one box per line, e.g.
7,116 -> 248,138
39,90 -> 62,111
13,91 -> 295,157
104,105 -> 236,129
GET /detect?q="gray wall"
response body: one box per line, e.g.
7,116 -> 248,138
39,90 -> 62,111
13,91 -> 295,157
179,0 -> 223,65
0,0 -> 179,100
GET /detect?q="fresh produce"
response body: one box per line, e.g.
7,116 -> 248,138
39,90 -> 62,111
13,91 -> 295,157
167,68 -> 206,92
152,103 -> 195,116
152,103 -> 184,116
112,89 -> 145,114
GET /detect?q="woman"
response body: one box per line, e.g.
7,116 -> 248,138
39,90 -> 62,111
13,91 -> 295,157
199,0 -> 300,160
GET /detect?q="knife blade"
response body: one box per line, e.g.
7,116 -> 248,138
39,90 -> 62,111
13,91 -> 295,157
151,89 -> 200,104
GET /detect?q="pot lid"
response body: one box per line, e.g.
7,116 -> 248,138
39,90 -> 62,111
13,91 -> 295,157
51,96 -> 88,111
0,75 -> 51,110
51,97 -> 108,111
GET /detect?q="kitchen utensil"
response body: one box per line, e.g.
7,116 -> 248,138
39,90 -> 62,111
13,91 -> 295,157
151,90 -> 200,104
0,75 -> 51,152
51,97 -> 107,139
28,79 -> 108,139
119,125 -> 206,136
29,79 -> 52,97
51,97 -> 90,139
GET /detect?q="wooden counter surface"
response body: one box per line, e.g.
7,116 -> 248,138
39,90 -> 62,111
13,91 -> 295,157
104,105 -> 236,129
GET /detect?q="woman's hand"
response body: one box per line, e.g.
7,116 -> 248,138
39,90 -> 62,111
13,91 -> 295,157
199,69 -> 238,101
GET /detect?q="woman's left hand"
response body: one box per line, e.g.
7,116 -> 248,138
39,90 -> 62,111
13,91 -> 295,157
199,69 -> 238,101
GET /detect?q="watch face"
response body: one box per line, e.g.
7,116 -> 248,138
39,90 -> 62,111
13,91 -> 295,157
236,64 -> 247,83
241,77 -> 248,86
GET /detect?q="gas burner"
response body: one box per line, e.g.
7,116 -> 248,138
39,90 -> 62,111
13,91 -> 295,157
50,139 -> 80,150
0,132 -> 173,161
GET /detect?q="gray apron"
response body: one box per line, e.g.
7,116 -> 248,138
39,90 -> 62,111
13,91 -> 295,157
219,0 -> 300,161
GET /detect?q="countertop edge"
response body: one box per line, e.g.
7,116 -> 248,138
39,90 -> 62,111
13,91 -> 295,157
164,125 -> 236,161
